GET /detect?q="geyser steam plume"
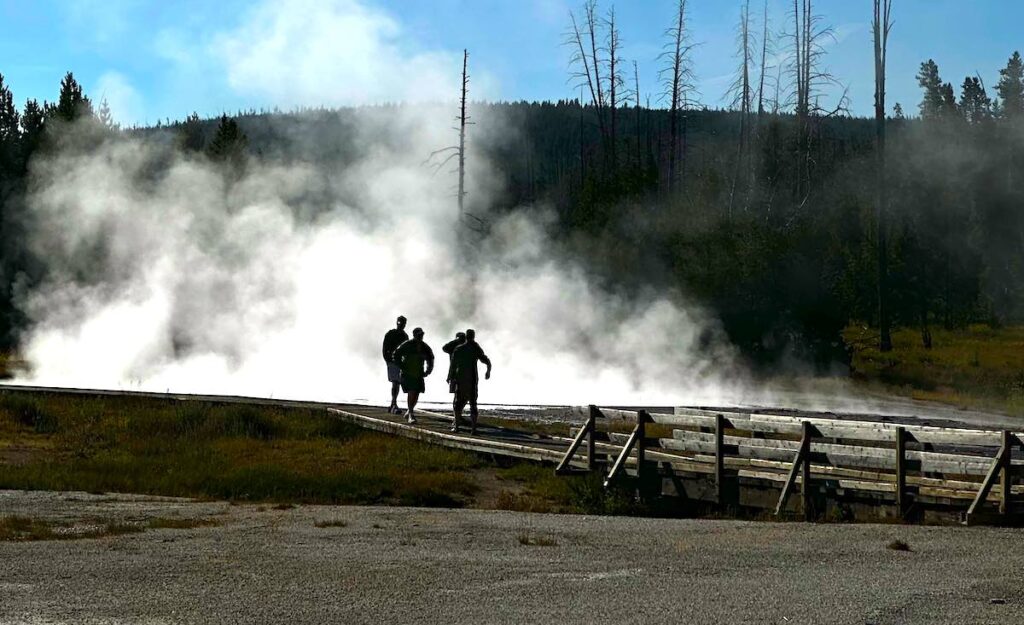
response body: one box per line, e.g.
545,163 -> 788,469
15,109 -> 749,407
11,0 -> 753,407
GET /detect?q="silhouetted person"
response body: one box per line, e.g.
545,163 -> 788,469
393,327 -> 434,424
450,329 -> 491,434
442,331 -> 467,416
382,316 -> 408,414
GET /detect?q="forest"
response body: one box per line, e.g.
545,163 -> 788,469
1,0 -> 1023,378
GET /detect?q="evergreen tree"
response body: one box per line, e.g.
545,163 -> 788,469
206,114 -> 248,174
0,74 -> 20,174
892,102 -> 905,120
959,76 -> 991,123
996,51 -> 1024,120
916,60 -> 944,119
97,97 -> 118,130
178,112 -> 205,152
20,99 -> 45,162
46,72 -> 92,123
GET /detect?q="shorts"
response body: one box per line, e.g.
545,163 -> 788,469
401,375 -> 425,394
455,384 -> 478,403
387,362 -> 401,383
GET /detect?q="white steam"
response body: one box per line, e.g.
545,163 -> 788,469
16,118 -> 747,406
12,0 -> 751,407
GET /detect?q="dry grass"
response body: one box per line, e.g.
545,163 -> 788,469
844,324 -> 1024,414
516,532 -> 558,547
0,515 -> 143,541
886,538 -> 912,552
314,520 -> 348,528
146,517 -> 221,530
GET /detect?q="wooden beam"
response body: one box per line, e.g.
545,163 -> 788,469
588,405 -> 600,470
715,413 -> 726,505
604,426 -> 640,488
896,426 -> 907,517
1001,430 -> 1013,516
801,421 -> 813,521
967,435 -> 1011,517
555,409 -> 593,475
637,410 -> 649,483
775,421 -> 812,516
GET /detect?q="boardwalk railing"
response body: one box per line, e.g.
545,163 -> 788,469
559,405 -> 1023,524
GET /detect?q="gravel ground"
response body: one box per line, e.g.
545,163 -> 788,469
1,491 -> 1022,624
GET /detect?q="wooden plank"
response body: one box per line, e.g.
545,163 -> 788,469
775,422 -> 811,516
672,406 -> 1008,447
328,408 -> 569,465
800,422 -> 813,520
665,431 -> 993,476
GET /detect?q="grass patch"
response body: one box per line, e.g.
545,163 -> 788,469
844,323 -> 1024,413
0,390 -> 480,508
516,532 -> 558,547
146,517 -> 220,530
314,520 -> 348,528
886,539 -> 912,552
272,503 -> 296,510
0,515 -> 143,541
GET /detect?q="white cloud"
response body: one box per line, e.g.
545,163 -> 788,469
208,0 -> 475,107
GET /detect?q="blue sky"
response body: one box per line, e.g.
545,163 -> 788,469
0,0 -> 1021,126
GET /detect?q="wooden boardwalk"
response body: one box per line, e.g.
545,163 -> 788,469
329,403 -> 1024,525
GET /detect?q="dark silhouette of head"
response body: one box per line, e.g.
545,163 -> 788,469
455,332 -> 466,341
396,316 -> 407,330
465,329 -> 476,342
412,327 -> 424,339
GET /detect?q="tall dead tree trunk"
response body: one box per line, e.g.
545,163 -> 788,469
660,0 -> 692,194
457,49 -> 469,221
728,0 -> 753,218
634,61 -> 642,174
757,0 -> 769,117
874,0 -> 894,351
607,6 -> 620,170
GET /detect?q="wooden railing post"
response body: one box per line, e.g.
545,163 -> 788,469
715,413 -> 726,505
896,426 -> 907,518
587,405 -> 599,471
1000,430 -> 1012,516
636,410 -> 649,483
800,421 -> 813,521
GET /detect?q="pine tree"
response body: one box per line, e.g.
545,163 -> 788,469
0,74 -> 20,174
916,60 -> 944,119
996,51 -> 1024,121
178,112 -> 205,152
46,72 -> 92,123
959,76 -> 991,124
206,114 -> 248,174
97,97 -> 118,130
20,99 -> 44,160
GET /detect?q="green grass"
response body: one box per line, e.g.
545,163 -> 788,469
0,515 -> 144,541
516,532 -> 558,547
0,391 -> 481,507
844,324 -> 1024,414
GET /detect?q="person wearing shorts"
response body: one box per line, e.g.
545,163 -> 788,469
393,327 -> 435,424
382,316 -> 408,414
442,331 -> 467,418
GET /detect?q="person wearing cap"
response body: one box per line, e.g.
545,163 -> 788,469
393,327 -> 435,424
442,331 -> 467,416
449,329 -> 492,434
381,316 -> 409,414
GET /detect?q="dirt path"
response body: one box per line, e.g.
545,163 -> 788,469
1,490 -> 1022,624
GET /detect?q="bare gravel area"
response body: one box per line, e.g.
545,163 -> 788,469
1,489 -> 1022,624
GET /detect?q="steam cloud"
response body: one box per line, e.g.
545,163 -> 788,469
13,0 -> 753,407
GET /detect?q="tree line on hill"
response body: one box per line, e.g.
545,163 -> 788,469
1,0 -> 1024,372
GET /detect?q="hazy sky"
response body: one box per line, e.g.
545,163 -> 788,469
0,0 -> 1021,126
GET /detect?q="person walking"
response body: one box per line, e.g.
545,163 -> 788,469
450,329 -> 491,434
393,327 -> 435,424
442,331 -> 466,417
382,316 -> 409,414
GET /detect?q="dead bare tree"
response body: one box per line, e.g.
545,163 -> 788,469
786,0 -> 849,202
424,50 -> 478,231
659,0 -> 697,194
757,0 -> 772,117
726,0 -> 754,218
634,60 -> 642,172
874,0 -> 894,351
605,5 -> 627,168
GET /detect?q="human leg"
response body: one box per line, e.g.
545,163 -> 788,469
390,381 -> 400,412
406,391 -> 419,423
452,392 -> 466,432
468,387 -> 479,434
